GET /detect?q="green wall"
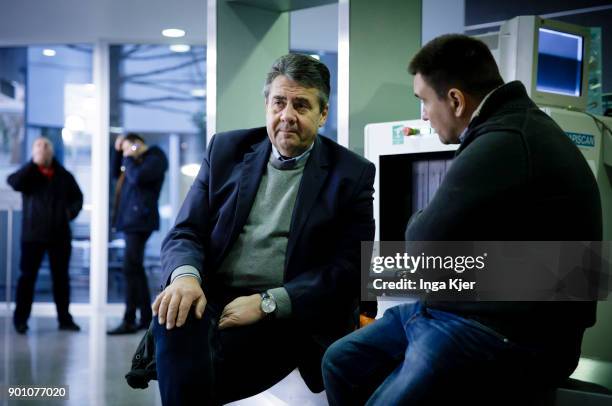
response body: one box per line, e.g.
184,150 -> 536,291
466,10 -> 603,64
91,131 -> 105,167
215,0 -> 423,152
349,0 -> 422,155
216,1 -> 289,133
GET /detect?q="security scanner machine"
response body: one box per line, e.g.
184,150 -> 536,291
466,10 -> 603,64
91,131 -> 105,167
499,17 -> 612,380
365,15 -> 612,404
364,120 -> 457,242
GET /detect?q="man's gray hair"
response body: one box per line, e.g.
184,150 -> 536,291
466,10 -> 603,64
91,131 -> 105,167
33,136 -> 54,152
263,53 -> 330,111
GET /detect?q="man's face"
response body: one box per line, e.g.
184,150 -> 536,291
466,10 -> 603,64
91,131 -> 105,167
32,138 -> 53,165
121,139 -> 142,157
265,75 -> 328,157
413,73 -> 462,144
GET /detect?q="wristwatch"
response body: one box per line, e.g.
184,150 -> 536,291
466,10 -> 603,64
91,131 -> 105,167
260,292 -> 277,316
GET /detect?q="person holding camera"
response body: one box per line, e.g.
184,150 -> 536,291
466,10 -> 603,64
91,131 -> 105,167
108,133 -> 168,335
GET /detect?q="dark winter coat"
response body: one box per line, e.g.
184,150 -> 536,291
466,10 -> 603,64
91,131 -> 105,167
112,146 -> 168,233
8,159 -> 83,242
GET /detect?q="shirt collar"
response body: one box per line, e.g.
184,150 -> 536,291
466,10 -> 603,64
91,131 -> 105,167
458,84 -> 503,143
271,141 -> 314,164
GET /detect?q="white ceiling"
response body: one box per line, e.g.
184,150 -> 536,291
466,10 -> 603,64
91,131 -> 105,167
0,0 -> 339,53
0,0 -> 207,45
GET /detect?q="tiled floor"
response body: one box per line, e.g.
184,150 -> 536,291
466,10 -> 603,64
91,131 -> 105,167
2,311 -> 611,405
0,315 -> 327,406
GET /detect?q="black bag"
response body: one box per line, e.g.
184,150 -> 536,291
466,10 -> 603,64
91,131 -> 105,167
125,321 -> 157,389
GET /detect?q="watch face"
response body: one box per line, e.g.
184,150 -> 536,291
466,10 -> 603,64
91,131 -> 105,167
261,297 -> 277,314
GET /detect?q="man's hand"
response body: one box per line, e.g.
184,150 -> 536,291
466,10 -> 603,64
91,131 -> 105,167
122,141 -> 139,158
218,294 -> 264,330
114,135 -> 125,152
152,276 -> 206,330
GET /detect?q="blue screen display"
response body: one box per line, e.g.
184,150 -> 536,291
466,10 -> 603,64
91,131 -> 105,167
536,28 -> 583,96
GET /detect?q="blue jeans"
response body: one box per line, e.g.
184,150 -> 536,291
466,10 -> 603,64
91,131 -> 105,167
322,302 -> 570,405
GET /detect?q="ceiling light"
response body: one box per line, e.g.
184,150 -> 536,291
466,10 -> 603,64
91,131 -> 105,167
309,54 -> 320,61
169,44 -> 191,53
42,49 -> 56,57
162,28 -> 185,38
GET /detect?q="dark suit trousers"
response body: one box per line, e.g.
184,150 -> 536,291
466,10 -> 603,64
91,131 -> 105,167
153,302 -> 301,405
14,240 -> 72,325
123,231 -> 153,324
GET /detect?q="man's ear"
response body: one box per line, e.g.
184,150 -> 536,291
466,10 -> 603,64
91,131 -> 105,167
447,88 -> 466,118
319,104 -> 329,127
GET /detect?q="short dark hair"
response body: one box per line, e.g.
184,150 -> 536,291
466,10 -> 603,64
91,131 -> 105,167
263,53 -> 330,111
124,132 -> 145,144
408,34 -> 504,100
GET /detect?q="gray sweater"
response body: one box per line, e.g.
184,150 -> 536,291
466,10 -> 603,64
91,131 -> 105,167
171,151 -> 308,318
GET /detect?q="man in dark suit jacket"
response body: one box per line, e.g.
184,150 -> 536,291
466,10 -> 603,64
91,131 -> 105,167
151,54 -> 375,405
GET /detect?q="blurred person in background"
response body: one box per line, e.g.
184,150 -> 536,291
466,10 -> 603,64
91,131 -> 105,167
108,133 -> 168,335
7,136 -> 83,334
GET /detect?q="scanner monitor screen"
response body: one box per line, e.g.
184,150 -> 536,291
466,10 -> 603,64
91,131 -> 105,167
536,28 -> 583,97
498,16 -> 590,110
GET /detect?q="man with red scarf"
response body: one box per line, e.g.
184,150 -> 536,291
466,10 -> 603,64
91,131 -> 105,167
7,137 -> 83,334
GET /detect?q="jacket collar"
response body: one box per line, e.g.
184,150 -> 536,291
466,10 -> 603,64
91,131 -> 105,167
285,135 -> 330,271
457,81 -> 536,153
48,158 -> 64,173
471,81 -> 535,125
231,132 -> 272,239
222,128 -> 331,273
